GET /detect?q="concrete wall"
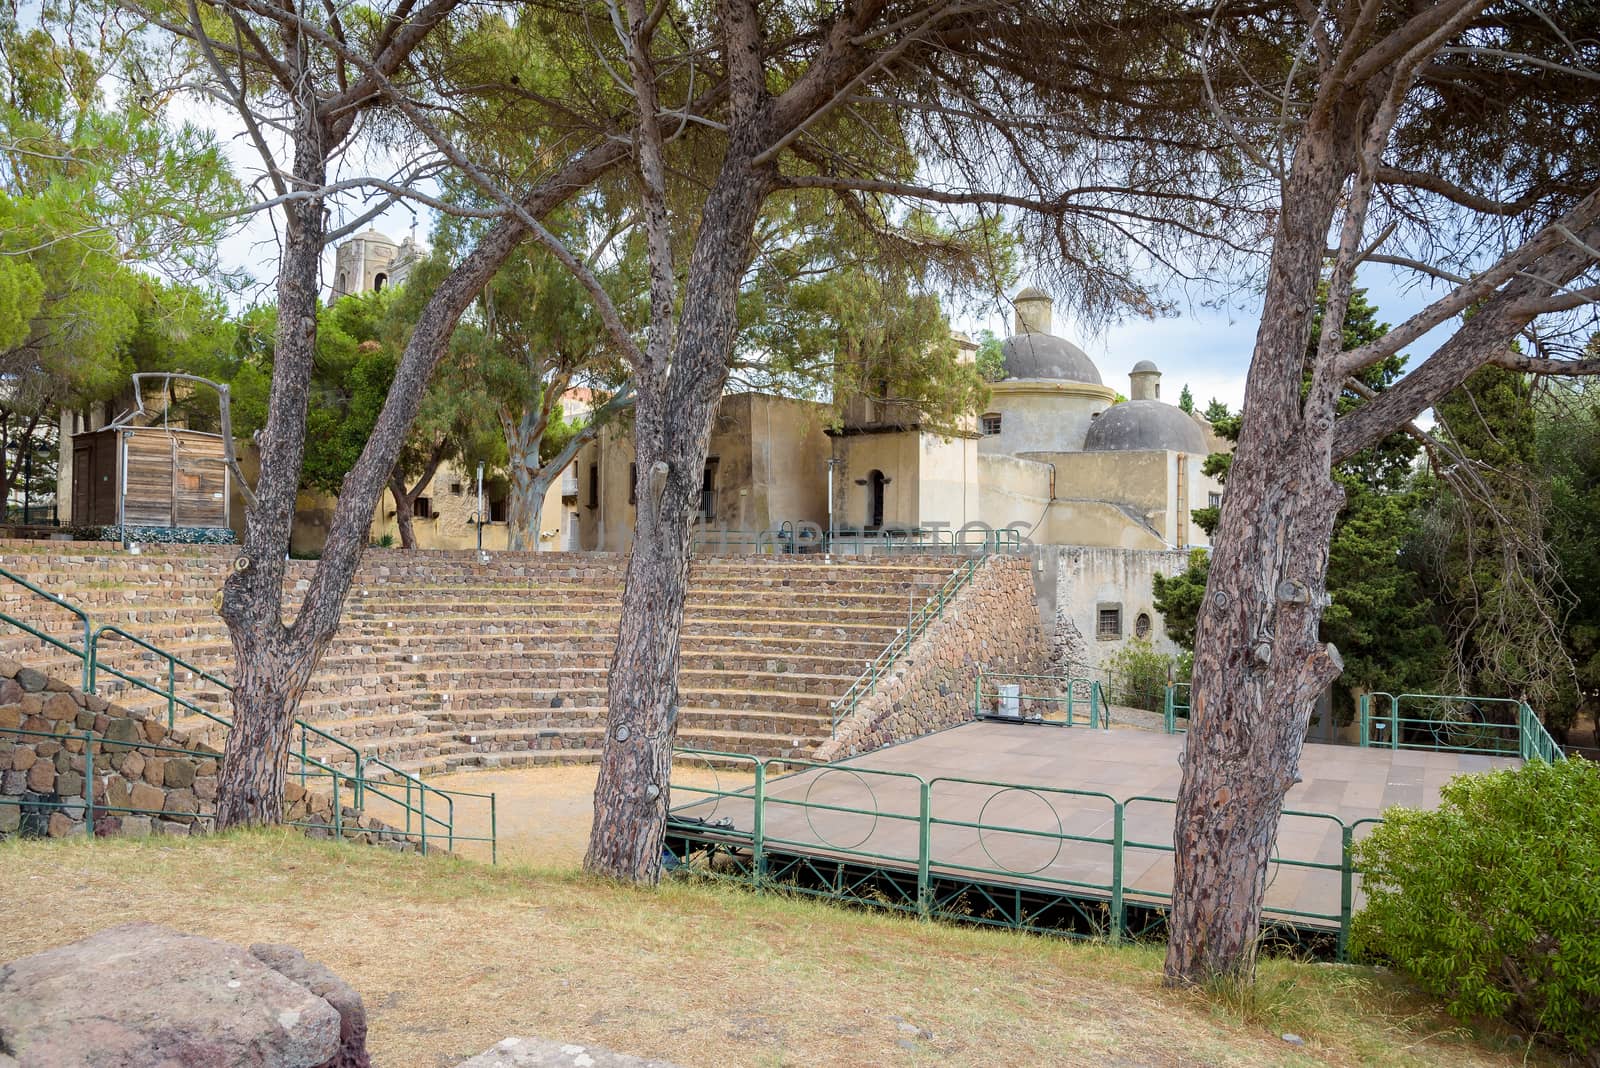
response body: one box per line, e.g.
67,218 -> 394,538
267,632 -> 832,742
581,392 -> 830,552
916,432 -> 980,532
829,430 -> 921,530
1027,545 -> 1191,676
979,381 -> 1113,456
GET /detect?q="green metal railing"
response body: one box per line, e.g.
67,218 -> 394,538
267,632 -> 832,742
0,564 -> 497,859
972,671 -> 1111,729
1357,691 -> 1563,761
693,525 -> 1024,557
830,554 -> 989,734
0,724 -> 488,854
667,748 -> 1368,956
1163,683 -> 1191,734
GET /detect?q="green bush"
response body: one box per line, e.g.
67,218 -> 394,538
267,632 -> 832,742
1104,637 -> 1175,711
1351,759 -> 1600,1064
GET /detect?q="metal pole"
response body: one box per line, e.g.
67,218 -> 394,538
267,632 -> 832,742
1110,804 -> 1124,942
753,763 -> 767,885
490,793 -> 498,865
916,779 -> 931,918
1338,825 -> 1354,961
84,731 -> 94,836
476,462 -> 484,552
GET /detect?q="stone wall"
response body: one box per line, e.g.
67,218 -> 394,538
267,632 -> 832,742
814,555 -> 1050,761
0,658 -> 411,847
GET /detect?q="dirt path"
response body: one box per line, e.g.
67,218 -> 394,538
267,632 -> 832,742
361,764 -> 754,867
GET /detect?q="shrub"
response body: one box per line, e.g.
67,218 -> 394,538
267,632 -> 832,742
1351,758 -> 1600,1064
1104,638 -> 1175,711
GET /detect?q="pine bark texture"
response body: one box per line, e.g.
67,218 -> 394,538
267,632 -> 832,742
584,118 -> 772,881
1164,108 -> 1357,982
214,133 -> 629,826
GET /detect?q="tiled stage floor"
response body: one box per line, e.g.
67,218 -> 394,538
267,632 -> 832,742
674,721 -> 1519,926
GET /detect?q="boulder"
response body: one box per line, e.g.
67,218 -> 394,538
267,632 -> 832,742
249,944 -> 369,1068
455,1038 -> 681,1068
0,923 -> 351,1068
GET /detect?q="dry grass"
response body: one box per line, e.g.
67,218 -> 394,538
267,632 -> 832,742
0,831 -> 1548,1068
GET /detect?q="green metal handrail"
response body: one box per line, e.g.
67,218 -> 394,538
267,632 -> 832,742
972,671 -> 1111,729
1163,683 -> 1191,734
0,563 -> 496,858
0,566 -> 94,691
830,554 -> 988,734
667,745 -> 1376,954
1356,691 -> 1560,761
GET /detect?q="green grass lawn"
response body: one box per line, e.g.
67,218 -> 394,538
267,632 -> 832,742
0,831 -> 1549,1067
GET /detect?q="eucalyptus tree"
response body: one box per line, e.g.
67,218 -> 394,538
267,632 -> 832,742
1166,1 -> 1600,983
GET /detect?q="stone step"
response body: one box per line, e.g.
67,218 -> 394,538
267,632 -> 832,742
314,724 -> 816,768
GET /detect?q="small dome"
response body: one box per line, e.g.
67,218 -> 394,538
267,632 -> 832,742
1000,333 -> 1103,385
1131,359 -> 1159,373
1015,286 -> 1051,302
1084,400 -> 1209,453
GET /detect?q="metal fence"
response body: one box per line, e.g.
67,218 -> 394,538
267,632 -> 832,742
972,671 -> 1111,729
666,749 -> 1371,958
0,564 -> 496,859
1357,691 -> 1563,762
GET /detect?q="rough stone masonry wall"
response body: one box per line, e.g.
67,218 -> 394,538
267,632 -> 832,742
0,658 -> 410,847
814,555 -> 1050,761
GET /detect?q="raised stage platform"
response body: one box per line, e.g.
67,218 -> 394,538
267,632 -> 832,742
665,721 -> 1519,955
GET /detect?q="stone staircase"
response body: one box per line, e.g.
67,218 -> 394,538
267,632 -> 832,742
0,542 -> 965,779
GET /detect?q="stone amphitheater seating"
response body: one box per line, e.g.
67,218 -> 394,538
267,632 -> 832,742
0,541 -> 964,779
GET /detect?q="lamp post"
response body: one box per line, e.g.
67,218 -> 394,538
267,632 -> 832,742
475,462 -> 484,552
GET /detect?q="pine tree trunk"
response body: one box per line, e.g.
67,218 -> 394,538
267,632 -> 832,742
390,474 -> 417,550
1164,112 -> 1355,984
506,415 -> 540,551
214,639 -> 316,826
215,124 -> 329,829
584,133 -> 770,882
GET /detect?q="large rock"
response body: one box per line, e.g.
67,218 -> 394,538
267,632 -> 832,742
0,922 -> 352,1068
248,944 -> 369,1068
455,1038 -> 681,1068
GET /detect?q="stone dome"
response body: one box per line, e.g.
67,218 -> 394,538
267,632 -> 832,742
1000,332 -> 1104,385
1131,359 -> 1159,373
1083,399 -> 1209,453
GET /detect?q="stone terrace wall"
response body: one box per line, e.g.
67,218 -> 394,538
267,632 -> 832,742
815,555 -> 1050,761
0,658 -> 410,847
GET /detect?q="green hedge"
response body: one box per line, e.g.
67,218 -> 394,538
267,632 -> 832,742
1352,759 -> 1600,1064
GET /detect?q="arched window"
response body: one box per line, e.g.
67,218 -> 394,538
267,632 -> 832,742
1135,612 -> 1152,639
373,272 -> 388,291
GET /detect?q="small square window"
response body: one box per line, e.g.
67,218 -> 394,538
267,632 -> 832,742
450,482 -> 463,495
1097,606 -> 1122,640
1208,491 -> 1222,508
980,413 -> 1002,436
413,497 -> 433,519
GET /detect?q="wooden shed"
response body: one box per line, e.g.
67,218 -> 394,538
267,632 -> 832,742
70,426 -> 230,530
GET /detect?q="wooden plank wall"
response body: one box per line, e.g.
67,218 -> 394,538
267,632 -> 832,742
122,431 -> 174,526
122,430 -> 228,528
173,434 -> 227,527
